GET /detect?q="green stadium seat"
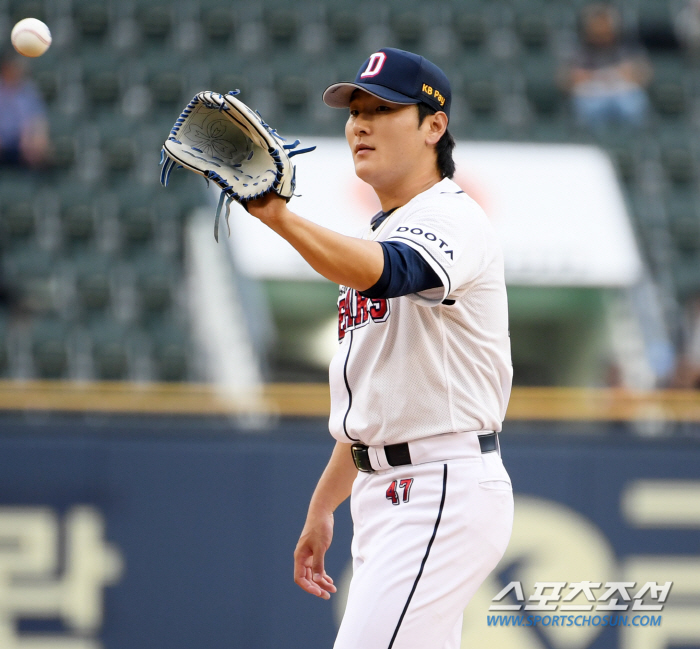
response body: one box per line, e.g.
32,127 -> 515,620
93,340 -> 128,380
201,5 -> 235,43
121,205 -> 156,250
276,75 -> 309,110
2,201 -> 36,243
149,70 -> 186,110
34,339 -> 68,378
328,9 -> 362,46
11,0 -> 46,24
265,6 -> 299,45
32,319 -> 69,379
3,246 -> 57,315
453,11 -> 488,50
137,4 -> 173,42
660,146 -> 696,186
650,81 -> 688,117
666,189 -> 700,252
102,137 -> 138,174
85,69 -> 122,107
88,320 -> 131,380
0,338 -> 7,378
465,79 -> 498,116
610,147 -> 637,185
34,69 -> 59,105
62,203 -> 95,246
525,78 -> 564,116
154,342 -> 188,381
138,274 -> 172,318
673,253 -> 700,299
515,13 -> 550,51
74,1 -> 110,40
211,72 -> 250,97
153,324 -> 190,381
390,11 -> 426,49
77,272 -> 111,313
649,54 -> 689,118
50,136 -> 77,171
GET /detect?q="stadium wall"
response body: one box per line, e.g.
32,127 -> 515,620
0,413 -> 698,649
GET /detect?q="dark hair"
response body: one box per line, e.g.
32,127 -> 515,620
417,102 -> 455,179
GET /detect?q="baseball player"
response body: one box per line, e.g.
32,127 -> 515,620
247,48 -> 514,649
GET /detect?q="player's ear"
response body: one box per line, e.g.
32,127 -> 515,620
424,111 -> 448,147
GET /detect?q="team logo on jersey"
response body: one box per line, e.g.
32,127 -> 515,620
338,287 -> 390,340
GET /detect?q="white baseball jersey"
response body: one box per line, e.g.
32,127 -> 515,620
328,177 -> 513,446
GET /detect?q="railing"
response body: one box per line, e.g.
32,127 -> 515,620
2,381 -> 700,421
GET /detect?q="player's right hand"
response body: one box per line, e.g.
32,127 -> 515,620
294,510 -> 337,600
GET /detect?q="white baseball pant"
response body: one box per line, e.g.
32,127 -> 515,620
334,438 -> 514,649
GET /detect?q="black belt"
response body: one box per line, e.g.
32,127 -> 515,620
351,432 -> 499,473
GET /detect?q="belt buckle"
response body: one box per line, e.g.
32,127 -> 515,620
351,444 -> 374,473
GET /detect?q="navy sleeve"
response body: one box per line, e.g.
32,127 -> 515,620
361,241 -> 444,299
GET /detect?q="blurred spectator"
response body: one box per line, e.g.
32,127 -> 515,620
674,0 -> 700,57
0,53 -> 49,168
563,5 -> 652,131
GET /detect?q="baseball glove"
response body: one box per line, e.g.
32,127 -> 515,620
159,90 -> 315,241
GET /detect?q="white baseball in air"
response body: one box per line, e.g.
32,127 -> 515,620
11,18 -> 52,57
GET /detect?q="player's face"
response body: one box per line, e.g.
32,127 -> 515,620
345,91 -> 434,191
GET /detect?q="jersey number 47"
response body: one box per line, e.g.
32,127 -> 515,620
386,478 -> 414,506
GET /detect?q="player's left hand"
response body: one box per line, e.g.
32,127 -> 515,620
294,510 -> 337,600
245,191 -> 288,224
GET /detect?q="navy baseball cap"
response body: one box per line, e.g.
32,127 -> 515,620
323,47 -> 452,119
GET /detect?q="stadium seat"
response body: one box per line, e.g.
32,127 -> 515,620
465,79 -> 498,117
201,5 -> 236,44
2,246 -> 57,315
649,54 -> 689,118
666,189 -> 700,252
11,0 -> 46,24
327,9 -> 362,46
62,203 -> 95,247
265,6 -> 299,45
154,341 -> 188,381
34,69 -> 60,106
149,70 -> 186,112
102,137 -> 138,175
673,253 -> 700,299
93,340 -> 129,380
453,11 -> 488,50
390,10 -> 426,49
138,273 -> 173,318
610,147 -> 637,185
88,319 -> 132,380
515,13 -> 550,51
525,77 -> 564,116
650,81 -> 688,117
661,146 -> 696,186
276,75 -> 309,110
121,206 -> 156,251
85,69 -> 122,107
33,333 -> 69,379
137,4 -> 173,43
152,323 -> 190,381
77,272 -> 111,314
0,334 -> 7,378
211,72 -> 250,97
74,1 -> 110,40
31,317 -> 71,379
2,201 -> 36,242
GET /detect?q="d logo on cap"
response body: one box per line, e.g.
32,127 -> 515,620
360,52 -> 387,78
